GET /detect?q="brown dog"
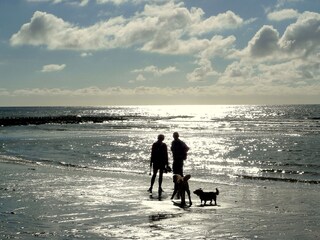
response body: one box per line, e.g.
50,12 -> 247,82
171,174 -> 192,207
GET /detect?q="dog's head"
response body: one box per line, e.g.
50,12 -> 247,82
193,188 -> 203,196
173,174 -> 191,184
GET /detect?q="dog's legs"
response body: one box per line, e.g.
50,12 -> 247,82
180,190 -> 186,206
171,188 -> 178,200
175,183 -> 180,199
186,189 -> 192,206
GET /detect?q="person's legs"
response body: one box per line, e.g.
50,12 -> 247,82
173,160 -> 183,176
158,169 -> 164,192
149,168 -> 158,193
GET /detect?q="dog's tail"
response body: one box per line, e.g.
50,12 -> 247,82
215,188 -> 219,195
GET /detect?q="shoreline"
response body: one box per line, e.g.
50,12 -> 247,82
1,161 -> 319,239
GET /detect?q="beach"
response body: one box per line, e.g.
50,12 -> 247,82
1,160 -> 319,240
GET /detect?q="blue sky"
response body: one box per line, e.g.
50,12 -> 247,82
0,0 -> 319,106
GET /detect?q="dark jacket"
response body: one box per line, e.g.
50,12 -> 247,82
171,139 -> 189,161
151,141 -> 168,169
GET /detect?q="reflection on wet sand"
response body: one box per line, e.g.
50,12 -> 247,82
149,213 -> 181,222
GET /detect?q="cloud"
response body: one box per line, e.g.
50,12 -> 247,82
189,10 -> 244,36
267,9 -> 300,21
132,65 -> 178,76
0,88 -> 10,96
1,83 -> 318,106
41,64 -> 66,72
27,0 -> 89,6
11,2 -> 245,54
10,11 -> 76,49
186,35 -> 235,82
187,58 -> 219,82
96,0 -> 168,5
279,11 -> 320,56
275,0 -> 302,9
129,74 -> 147,83
136,74 -> 146,81
80,52 -> 92,57
239,11 -> 320,60
10,2 -> 246,83
245,25 -> 280,58
217,55 -> 320,93
96,0 -> 127,5
218,11 -> 320,93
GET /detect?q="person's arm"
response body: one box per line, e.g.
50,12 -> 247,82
183,141 -> 189,152
164,144 -> 169,166
150,144 -> 154,169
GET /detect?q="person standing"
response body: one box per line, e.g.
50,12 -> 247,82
171,132 -> 189,176
148,134 -> 169,195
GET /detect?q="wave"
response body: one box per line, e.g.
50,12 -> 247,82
237,174 -> 320,184
2,154 -> 318,185
0,155 -> 147,175
261,169 -> 319,176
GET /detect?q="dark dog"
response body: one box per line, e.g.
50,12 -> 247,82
193,188 -> 219,206
171,174 -> 192,207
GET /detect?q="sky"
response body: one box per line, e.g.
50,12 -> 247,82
0,0 -> 319,106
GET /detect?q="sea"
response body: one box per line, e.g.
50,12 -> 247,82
1,105 -> 319,185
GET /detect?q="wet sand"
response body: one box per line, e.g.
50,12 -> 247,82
1,161 -> 319,239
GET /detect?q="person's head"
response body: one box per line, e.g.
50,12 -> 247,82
157,134 -> 165,142
173,132 -> 179,140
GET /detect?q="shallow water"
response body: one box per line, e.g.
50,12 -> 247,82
0,105 -> 319,185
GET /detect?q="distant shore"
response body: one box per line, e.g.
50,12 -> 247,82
0,115 -> 126,126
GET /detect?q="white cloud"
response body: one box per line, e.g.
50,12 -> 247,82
239,11 -> 320,60
275,0 -> 302,9
217,11 -> 320,95
128,74 -> 146,83
27,0 -> 89,6
14,2 -> 320,87
0,83 -> 318,106
186,35 -> 235,82
218,61 -> 256,85
96,0 -> 169,5
80,52 -> 92,57
96,0 -> 127,5
189,10 -> 244,36
41,64 -> 66,72
186,58 -> 219,82
0,88 -> 10,96
11,2 -> 245,54
135,74 -> 146,82
279,11 -> 320,56
267,9 -> 300,21
245,25 -> 280,58
10,2 -> 247,83
10,11 -> 76,48
132,65 -> 178,76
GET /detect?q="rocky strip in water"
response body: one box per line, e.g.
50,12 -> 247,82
0,115 -> 126,126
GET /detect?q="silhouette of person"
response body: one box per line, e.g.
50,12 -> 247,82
148,134 -> 169,195
171,132 -> 189,176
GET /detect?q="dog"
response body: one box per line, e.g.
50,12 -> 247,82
193,188 -> 219,206
171,174 -> 192,207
